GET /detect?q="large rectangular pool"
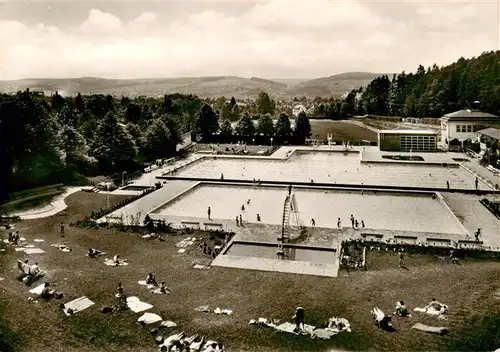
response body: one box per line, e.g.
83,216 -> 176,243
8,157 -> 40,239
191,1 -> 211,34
151,184 -> 466,234
173,151 -> 486,190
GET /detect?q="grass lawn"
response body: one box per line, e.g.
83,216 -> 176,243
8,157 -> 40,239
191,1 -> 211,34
1,191 -> 500,351
310,120 -> 377,142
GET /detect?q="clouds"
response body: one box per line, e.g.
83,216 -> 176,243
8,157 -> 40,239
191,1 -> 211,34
80,8 -> 122,34
0,0 -> 498,80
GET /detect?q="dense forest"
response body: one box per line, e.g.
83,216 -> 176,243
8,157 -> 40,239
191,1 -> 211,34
0,91 -> 310,204
315,50 -> 500,119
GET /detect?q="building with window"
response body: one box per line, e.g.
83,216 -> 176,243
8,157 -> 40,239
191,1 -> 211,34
440,109 -> 500,150
378,130 -> 438,152
477,127 -> 500,151
292,104 -> 307,117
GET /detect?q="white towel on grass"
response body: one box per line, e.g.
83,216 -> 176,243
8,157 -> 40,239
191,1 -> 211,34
137,312 -> 162,324
29,284 -> 45,295
63,296 -> 95,316
126,296 -> 153,313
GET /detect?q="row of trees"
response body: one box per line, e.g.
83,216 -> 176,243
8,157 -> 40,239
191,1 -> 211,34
338,50 -> 500,118
197,104 -> 311,142
0,91 -> 206,202
0,89 -> 309,203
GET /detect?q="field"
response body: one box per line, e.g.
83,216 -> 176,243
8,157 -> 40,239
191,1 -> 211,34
1,191 -> 500,352
355,118 -> 440,133
310,120 -> 377,142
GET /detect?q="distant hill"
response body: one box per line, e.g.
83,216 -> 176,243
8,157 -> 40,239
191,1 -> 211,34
0,72 -> 389,99
287,72 -> 391,97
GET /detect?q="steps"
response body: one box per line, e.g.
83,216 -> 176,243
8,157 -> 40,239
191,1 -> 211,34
278,195 -> 292,257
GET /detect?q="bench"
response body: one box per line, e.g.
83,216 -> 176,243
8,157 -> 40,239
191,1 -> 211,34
361,233 -> 383,239
394,235 -> 418,240
203,222 -> 223,230
276,236 -> 290,241
181,221 -> 200,229
426,238 -> 452,243
106,216 -> 122,221
457,240 -> 483,249
458,240 -> 483,244
487,165 -> 499,175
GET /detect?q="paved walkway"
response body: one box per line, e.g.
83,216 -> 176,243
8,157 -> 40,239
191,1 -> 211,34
460,158 -> 500,189
11,187 -> 94,220
127,154 -> 203,187
98,180 -> 197,225
441,193 -> 500,250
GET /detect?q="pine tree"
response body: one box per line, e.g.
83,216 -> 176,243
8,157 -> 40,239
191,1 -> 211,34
274,113 -> 292,138
235,114 -> 256,137
257,114 -> 275,136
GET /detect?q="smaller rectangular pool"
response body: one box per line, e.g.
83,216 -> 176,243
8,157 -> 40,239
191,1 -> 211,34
224,241 -> 338,265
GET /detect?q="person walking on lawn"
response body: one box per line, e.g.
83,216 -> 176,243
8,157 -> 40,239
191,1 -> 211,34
60,222 -> 65,237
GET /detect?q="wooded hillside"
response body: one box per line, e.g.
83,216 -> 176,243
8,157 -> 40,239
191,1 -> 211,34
339,50 -> 500,118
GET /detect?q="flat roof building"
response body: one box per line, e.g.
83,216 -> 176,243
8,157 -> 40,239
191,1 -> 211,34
378,129 -> 438,152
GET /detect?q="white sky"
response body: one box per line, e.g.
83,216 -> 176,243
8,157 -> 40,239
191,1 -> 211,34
0,0 -> 499,80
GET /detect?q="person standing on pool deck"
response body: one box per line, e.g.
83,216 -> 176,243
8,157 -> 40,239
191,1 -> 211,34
207,207 -> 211,220
350,215 -> 355,228
361,220 -> 365,228
337,218 -> 342,230
475,228 -> 481,241
475,177 -> 479,190
239,214 -> 243,226
446,181 -> 450,190
235,216 -> 239,226
311,218 -> 315,227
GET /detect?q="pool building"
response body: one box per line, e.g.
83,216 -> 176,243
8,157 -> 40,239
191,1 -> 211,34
378,130 -> 438,152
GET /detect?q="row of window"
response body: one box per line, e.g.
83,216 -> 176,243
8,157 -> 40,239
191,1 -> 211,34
400,136 -> 437,152
456,125 -> 483,133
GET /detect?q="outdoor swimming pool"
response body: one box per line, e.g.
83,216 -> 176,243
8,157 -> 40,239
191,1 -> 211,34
152,184 -> 467,235
172,151 -> 487,190
224,241 -> 338,265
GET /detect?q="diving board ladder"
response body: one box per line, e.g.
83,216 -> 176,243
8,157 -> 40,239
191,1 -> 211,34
278,186 -> 301,258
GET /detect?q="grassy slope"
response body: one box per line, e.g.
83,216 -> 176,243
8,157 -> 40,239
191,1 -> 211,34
1,192 -> 500,351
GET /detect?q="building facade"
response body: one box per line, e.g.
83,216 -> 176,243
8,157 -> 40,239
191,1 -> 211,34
378,130 -> 438,152
440,110 -> 500,150
477,128 -> 500,151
